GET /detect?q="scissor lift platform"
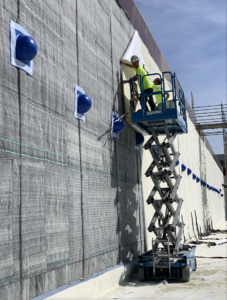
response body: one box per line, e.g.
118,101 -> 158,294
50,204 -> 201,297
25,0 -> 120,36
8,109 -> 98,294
130,72 -> 188,135
131,111 -> 187,135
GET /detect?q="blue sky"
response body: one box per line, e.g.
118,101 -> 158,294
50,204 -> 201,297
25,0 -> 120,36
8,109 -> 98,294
134,0 -> 226,154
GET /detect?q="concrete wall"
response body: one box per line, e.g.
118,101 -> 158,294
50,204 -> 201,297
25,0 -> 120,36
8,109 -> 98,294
0,1 -> 145,299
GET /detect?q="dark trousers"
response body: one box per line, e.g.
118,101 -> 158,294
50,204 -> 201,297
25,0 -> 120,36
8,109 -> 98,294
144,88 -> 156,111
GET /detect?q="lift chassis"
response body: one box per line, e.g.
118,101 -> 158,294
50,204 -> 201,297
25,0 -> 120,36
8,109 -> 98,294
138,246 -> 196,282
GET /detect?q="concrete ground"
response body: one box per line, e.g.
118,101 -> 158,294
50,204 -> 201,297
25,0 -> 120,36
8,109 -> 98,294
100,224 -> 227,300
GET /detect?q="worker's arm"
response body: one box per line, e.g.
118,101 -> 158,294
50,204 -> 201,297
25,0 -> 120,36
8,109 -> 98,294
165,92 -> 170,101
123,77 -> 138,84
121,62 -> 138,83
121,61 -> 133,69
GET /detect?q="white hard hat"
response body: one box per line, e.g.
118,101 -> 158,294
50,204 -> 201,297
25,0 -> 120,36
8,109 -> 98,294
131,55 -> 140,63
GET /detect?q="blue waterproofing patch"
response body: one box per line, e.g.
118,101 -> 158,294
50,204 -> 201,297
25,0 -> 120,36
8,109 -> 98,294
31,259 -> 137,300
74,85 -> 86,122
10,20 -> 33,76
110,110 -> 119,139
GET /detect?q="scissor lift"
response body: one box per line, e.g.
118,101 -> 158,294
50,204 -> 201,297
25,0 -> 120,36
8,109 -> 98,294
129,72 -> 196,282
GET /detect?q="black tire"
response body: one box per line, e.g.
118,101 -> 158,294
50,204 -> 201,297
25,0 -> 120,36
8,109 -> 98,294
182,265 -> 190,282
193,258 -> 197,271
139,266 -> 147,282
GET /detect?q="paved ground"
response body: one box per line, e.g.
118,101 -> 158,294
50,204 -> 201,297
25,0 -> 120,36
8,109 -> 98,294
100,224 -> 227,300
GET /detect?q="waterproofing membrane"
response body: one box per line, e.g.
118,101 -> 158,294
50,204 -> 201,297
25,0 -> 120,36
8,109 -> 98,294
74,85 -> 86,121
110,110 -> 120,139
122,31 -> 145,67
10,20 -> 34,76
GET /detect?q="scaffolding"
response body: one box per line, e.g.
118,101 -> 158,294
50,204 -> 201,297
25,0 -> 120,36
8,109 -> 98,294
191,103 -> 227,174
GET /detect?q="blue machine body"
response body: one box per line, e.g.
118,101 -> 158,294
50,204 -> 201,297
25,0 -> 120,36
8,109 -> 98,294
130,72 -> 187,136
138,247 -> 196,280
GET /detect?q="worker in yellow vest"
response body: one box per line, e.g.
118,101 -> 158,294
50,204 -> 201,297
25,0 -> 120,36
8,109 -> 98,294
152,77 -> 170,109
122,55 -> 169,110
122,55 -> 155,111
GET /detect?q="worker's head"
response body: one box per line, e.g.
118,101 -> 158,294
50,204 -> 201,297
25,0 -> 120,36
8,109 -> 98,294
131,55 -> 140,68
153,78 -> 161,85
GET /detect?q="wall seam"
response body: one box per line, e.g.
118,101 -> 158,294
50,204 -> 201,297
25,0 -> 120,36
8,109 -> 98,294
110,13 -> 121,264
76,0 -> 85,278
137,149 -> 142,253
17,0 -> 23,298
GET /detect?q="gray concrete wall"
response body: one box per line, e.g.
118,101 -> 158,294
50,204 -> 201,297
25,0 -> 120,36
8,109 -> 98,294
0,1 -> 144,299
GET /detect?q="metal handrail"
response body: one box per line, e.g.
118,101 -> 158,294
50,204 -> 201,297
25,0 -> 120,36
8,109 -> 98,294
130,71 -> 186,120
